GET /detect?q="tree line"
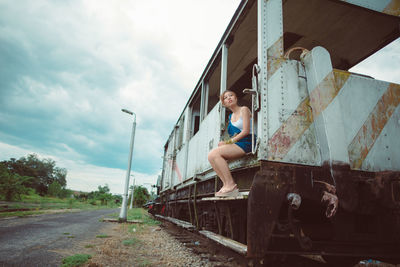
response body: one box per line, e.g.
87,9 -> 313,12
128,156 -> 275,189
0,153 -> 151,207
0,154 -> 69,200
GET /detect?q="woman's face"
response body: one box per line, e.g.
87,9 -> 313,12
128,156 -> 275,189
222,91 -> 237,107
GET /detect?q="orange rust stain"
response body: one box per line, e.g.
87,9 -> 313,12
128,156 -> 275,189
348,83 -> 400,169
310,71 -> 349,117
267,36 -> 283,58
383,0 -> 400,16
268,95 -> 314,160
333,69 -> 352,90
267,58 -> 286,79
267,37 -> 284,80
267,70 -> 350,160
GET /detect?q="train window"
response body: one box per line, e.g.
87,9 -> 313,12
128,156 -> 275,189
176,115 -> 185,150
205,60 -> 221,115
189,90 -> 201,137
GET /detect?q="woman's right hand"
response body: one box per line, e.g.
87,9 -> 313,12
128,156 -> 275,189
218,141 -> 226,147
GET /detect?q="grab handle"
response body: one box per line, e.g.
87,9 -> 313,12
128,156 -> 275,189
243,64 -> 260,154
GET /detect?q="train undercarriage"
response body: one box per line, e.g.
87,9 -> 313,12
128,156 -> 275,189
151,160 -> 400,265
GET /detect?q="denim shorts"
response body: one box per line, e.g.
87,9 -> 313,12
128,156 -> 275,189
234,134 -> 255,153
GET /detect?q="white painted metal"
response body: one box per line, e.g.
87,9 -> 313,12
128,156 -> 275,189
279,60 -> 321,165
336,76 -> 387,147
335,74 -> 400,171
162,135 -> 174,190
220,43 -> 228,133
221,44 -> 228,93
243,64 -> 260,154
303,46 -> 350,164
186,104 -> 220,180
363,105 -> 400,171
257,0 -> 270,160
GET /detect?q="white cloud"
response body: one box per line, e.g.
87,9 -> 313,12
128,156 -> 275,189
350,38 -> 400,84
0,0 -> 241,194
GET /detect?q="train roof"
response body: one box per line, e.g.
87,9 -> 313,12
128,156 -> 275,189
169,0 -> 400,141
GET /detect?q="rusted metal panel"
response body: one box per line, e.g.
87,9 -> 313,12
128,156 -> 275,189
264,45 -> 400,172
348,83 -> 400,170
247,163 -> 292,258
267,59 -> 321,165
247,160 -> 400,258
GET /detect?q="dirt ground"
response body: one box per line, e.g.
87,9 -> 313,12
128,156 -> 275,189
81,221 -> 219,267
77,220 -> 399,267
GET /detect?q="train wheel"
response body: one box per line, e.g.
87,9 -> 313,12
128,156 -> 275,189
322,255 -> 360,267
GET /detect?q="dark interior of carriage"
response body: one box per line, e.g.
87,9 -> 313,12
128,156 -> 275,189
283,0 -> 400,70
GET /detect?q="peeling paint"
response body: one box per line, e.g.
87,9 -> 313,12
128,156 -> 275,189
267,36 -> 285,79
348,83 -> 400,169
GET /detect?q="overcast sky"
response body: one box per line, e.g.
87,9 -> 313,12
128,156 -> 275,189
1,0 -> 399,194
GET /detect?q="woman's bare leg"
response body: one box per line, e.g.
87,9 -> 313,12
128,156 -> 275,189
208,144 -> 245,192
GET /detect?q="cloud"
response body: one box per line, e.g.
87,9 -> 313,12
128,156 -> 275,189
350,38 -> 400,84
0,0 -> 240,193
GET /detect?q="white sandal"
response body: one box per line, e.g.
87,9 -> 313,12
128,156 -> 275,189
217,188 -> 239,198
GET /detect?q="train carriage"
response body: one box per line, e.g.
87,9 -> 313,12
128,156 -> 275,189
153,0 -> 400,265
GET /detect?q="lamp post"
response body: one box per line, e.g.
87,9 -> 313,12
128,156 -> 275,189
129,175 -> 135,209
119,108 -> 136,222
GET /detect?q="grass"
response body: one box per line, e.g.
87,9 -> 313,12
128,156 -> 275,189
84,244 -> 95,248
61,254 -> 91,267
127,208 -> 160,226
122,237 -> 140,246
0,192 -> 119,218
107,208 -> 160,235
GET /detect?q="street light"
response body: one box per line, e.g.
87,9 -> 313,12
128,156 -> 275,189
119,108 -> 136,222
129,175 -> 135,209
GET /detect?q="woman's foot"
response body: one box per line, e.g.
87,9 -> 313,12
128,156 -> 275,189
215,184 -> 238,197
217,188 -> 239,198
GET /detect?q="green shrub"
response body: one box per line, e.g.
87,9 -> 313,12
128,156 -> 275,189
61,254 -> 91,267
0,164 -> 31,201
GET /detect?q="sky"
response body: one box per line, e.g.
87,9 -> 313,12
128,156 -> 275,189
0,0 -> 399,194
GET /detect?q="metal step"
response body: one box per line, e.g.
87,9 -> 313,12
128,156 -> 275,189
199,230 -> 247,255
155,214 -> 195,230
201,191 -> 249,201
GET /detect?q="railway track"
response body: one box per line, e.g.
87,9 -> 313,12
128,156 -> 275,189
155,215 -> 329,267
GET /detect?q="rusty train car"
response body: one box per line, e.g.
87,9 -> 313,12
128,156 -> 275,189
152,0 -> 400,265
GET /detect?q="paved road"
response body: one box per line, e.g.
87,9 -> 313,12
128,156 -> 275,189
0,209 -> 119,267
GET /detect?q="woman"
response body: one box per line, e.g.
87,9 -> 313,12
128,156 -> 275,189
208,90 -> 254,197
